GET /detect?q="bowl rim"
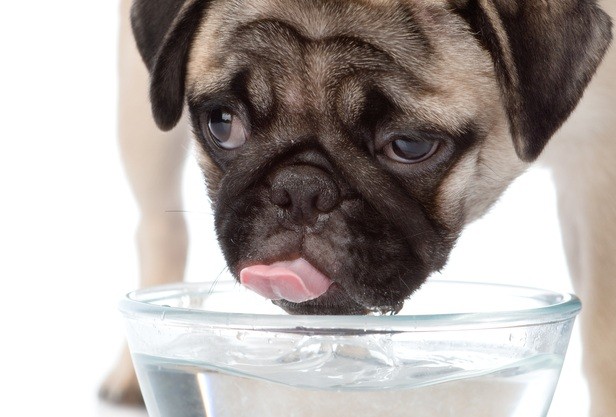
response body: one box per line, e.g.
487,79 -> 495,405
119,280 -> 581,332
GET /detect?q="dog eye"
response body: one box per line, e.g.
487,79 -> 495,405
206,108 -> 247,149
384,138 -> 438,163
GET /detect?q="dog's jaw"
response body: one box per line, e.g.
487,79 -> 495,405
239,257 -> 408,315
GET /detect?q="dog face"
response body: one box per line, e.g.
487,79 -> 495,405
131,0 -> 612,314
185,0 -> 518,314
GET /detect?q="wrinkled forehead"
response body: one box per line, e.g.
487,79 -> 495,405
188,1 -> 428,84
186,0 -> 498,126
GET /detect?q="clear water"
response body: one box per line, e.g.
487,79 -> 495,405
134,352 -> 562,417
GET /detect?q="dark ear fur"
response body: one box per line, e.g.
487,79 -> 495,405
131,0 -> 211,131
453,0 -> 612,161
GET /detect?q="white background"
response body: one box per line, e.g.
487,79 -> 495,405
0,2 -> 586,416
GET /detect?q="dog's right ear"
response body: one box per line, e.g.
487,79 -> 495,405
131,0 -> 212,131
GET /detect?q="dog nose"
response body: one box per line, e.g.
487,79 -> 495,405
270,165 -> 340,225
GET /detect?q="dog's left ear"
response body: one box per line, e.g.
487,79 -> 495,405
451,0 -> 612,161
131,0 -> 212,131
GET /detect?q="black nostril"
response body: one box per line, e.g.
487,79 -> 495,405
269,165 -> 340,225
270,187 -> 291,208
315,185 -> 338,213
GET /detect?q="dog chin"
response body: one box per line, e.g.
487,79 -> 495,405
237,255 -> 412,315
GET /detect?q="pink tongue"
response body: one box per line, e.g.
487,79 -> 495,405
240,258 -> 333,303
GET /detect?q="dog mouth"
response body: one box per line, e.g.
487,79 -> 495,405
239,257 -> 402,315
240,258 -> 333,304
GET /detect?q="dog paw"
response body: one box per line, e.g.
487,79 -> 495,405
99,348 -> 144,406
99,367 -> 144,406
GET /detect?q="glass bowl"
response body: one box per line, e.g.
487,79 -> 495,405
120,279 -> 581,417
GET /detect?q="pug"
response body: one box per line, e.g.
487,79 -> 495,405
101,0 -> 615,415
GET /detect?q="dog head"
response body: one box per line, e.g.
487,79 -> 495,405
131,0 -> 611,314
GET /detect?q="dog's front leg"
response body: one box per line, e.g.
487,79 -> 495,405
547,112 -> 616,416
98,0 -> 189,405
552,156 -> 616,416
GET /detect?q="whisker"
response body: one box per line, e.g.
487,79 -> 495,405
406,230 -> 432,240
165,209 -> 210,214
398,271 -> 412,293
207,265 -> 231,295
